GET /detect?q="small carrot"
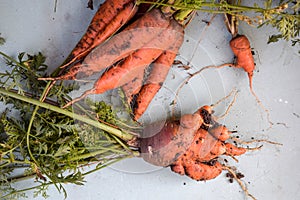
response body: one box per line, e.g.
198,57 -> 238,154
65,0 -> 135,64
224,143 -> 247,156
209,125 -> 232,141
62,19 -> 183,108
177,129 -> 226,162
230,35 -> 255,90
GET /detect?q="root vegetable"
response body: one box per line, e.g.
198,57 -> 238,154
209,125 -> 232,141
171,158 -> 223,181
63,1 -> 138,68
139,113 -> 203,167
224,143 -> 247,156
67,0 -> 135,63
121,67 -> 145,106
133,22 -> 184,120
230,35 -> 255,90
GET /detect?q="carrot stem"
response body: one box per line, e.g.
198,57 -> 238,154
0,88 -> 135,141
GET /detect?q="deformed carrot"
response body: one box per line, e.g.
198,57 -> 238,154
230,35 -> 273,129
209,125 -> 232,141
230,35 -> 255,90
140,113 -> 202,167
132,51 -> 178,120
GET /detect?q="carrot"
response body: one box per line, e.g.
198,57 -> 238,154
230,35 -> 255,90
224,143 -> 247,156
140,113 -> 202,167
174,128 -> 226,162
63,2 -> 138,68
209,125 -> 232,141
65,0 -> 135,64
133,33 -> 183,120
230,35 -> 273,129
40,8 -> 170,82
62,19 -> 183,108
171,158 -> 223,181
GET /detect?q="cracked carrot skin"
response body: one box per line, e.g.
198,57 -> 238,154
139,113 -> 203,167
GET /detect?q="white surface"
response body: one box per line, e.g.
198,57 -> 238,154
1,1 -> 300,200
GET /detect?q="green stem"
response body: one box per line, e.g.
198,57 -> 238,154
0,88 -> 135,141
137,0 -> 277,13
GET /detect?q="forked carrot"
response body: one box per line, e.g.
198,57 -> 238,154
230,35 -> 255,90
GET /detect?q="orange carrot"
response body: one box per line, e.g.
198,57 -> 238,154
225,143 -> 247,156
230,35 -> 273,128
171,158 -> 223,181
209,125 -> 232,141
62,19 -> 183,108
131,19 -> 184,120
66,0 -> 135,63
63,2 -> 138,68
175,129 -> 226,162
133,50 -> 182,120
230,35 -> 255,90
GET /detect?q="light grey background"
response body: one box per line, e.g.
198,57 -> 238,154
0,1 -> 299,199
